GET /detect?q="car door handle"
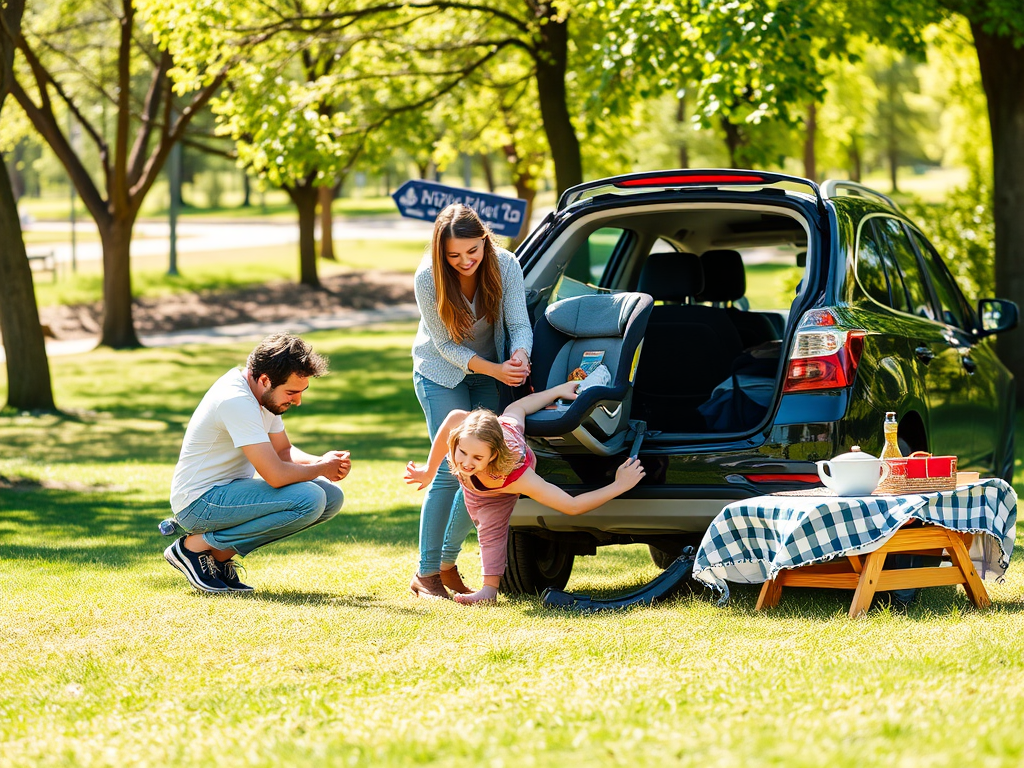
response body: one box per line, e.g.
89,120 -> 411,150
962,356 -> 977,374
915,346 -> 936,364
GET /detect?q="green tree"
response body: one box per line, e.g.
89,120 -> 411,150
0,0 -> 55,411
11,0 -> 227,348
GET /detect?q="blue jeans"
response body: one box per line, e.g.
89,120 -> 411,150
413,371 -> 500,575
176,477 -> 344,557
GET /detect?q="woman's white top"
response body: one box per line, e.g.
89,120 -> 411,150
412,248 -> 533,388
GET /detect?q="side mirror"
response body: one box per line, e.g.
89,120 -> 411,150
977,298 -> 1019,335
795,250 -> 807,268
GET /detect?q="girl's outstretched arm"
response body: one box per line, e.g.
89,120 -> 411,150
502,380 -> 580,427
404,409 -> 468,490
504,457 -> 645,515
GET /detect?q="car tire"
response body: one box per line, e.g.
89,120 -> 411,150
501,532 -> 575,595
649,543 -> 682,570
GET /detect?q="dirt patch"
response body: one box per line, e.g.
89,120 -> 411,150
39,270 -> 415,340
0,474 -> 127,492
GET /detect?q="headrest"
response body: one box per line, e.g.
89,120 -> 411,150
636,252 -> 702,302
697,249 -> 745,302
545,293 -> 643,338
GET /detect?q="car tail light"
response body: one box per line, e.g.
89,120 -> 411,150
783,315 -> 866,393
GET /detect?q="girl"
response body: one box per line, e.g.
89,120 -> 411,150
409,203 -> 533,600
404,381 -> 646,604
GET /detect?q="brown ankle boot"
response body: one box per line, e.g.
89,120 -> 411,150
410,572 -> 451,600
440,565 -> 473,595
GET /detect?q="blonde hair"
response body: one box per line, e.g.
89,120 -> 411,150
447,409 -> 520,480
430,203 -> 502,344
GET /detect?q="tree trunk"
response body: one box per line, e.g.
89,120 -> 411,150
533,8 -> 582,196
287,184 -> 320,288
241,172 -> 251,207
972,23 -> 1024,405
849,137 -> 862,182
510,175 -> 536,251
722,119 -> 742,167
318,184 -> 337,261
803,102 -> 817,182
0,0 -> 55,411
0,154 -> 55,411
677,95 -> 689,169
481,152 -> 496,192
98,217 -> 141,348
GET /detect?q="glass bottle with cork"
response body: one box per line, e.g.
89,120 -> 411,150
880,411 -> 902,460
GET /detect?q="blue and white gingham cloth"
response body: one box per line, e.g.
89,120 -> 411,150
694,478 -> 1017,600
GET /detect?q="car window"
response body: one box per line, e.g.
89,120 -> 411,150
553,227 -> 630,302
909,229 -> 974,331
563,227 -> 629,286
874,217 -> 935,321
856,220 -> 897,308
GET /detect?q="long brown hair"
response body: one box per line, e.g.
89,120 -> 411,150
447,408 -> 520,481
431,203 -> 502,344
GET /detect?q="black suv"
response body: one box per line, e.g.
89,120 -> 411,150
502,169 -> 1018,594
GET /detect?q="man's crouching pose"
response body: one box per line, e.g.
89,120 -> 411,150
165,333 -> 351,593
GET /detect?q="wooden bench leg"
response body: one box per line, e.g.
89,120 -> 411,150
848,549 -> 886,618
944,531 -> 991,609
756,577 -> 783,610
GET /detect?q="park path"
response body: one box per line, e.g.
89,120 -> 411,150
0,303 -> 421,364
24,216 -> 436,267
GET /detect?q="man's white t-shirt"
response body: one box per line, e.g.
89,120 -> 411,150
170,368 -> 285,513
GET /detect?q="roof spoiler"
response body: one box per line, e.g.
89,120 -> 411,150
557,169 -> 826,215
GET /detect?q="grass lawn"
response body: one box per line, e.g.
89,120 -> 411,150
2,325 -> 1023,767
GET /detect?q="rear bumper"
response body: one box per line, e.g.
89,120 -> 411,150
509,497 -> 742,534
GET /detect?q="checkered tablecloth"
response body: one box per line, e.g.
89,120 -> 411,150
693,478 -> 1017,600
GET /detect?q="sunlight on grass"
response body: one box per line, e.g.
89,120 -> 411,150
1,327 -> 1023,767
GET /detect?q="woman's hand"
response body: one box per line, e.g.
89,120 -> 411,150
613,457 -> 645,490
494,357 -> 529,387
404,461 -> 433,491
511,348 -> 531,374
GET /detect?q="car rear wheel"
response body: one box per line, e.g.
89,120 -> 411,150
649,535 -> 704,569
502,532 -> 575,595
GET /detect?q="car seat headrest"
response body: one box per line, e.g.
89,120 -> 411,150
697,249 -> 745,303
637,252 -> 702,302
545,293 -> 644,338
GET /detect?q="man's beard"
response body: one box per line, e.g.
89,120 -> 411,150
260,391 -> 290,415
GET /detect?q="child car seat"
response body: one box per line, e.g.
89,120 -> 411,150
525,292 -> 653,455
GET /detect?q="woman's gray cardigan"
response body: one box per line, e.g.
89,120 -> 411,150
412,248 -> 534,388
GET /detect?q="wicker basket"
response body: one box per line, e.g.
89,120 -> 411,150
876,451 -> 958,495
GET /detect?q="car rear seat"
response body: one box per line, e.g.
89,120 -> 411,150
697,249 -> 784,348
632,252 -> 745,432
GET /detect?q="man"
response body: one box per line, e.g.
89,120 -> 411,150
165,333 -> 351,593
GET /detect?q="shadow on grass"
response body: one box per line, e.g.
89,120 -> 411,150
0,488 -> 421,568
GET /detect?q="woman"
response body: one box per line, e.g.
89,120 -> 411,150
410,202 -> 533,599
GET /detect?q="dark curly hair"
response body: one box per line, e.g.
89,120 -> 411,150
247,333 -> 329,387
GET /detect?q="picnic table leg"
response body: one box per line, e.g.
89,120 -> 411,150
943,531 -> 991,609
848,550 -> 886,618
756,577 -> 783,610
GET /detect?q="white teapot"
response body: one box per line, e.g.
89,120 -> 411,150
816,446 -> 890,496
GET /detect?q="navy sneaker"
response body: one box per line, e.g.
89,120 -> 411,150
216,559 -> 254,592
164,537 -> 230,593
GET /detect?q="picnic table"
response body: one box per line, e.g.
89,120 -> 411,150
693,478 -> 1017,617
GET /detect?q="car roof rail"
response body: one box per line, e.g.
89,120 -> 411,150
557,168 -> 826,214
820,179 -> 902,212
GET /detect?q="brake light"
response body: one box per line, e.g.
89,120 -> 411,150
615,172 -> 769,188
744,474 -> 821,484
783,329 -> 866,393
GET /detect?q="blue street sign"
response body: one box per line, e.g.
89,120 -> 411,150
392,180 -> 528,238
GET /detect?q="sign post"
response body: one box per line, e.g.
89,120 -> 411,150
392,180 -> 528,238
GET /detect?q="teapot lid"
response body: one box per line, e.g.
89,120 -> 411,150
831,445 -> 880,462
